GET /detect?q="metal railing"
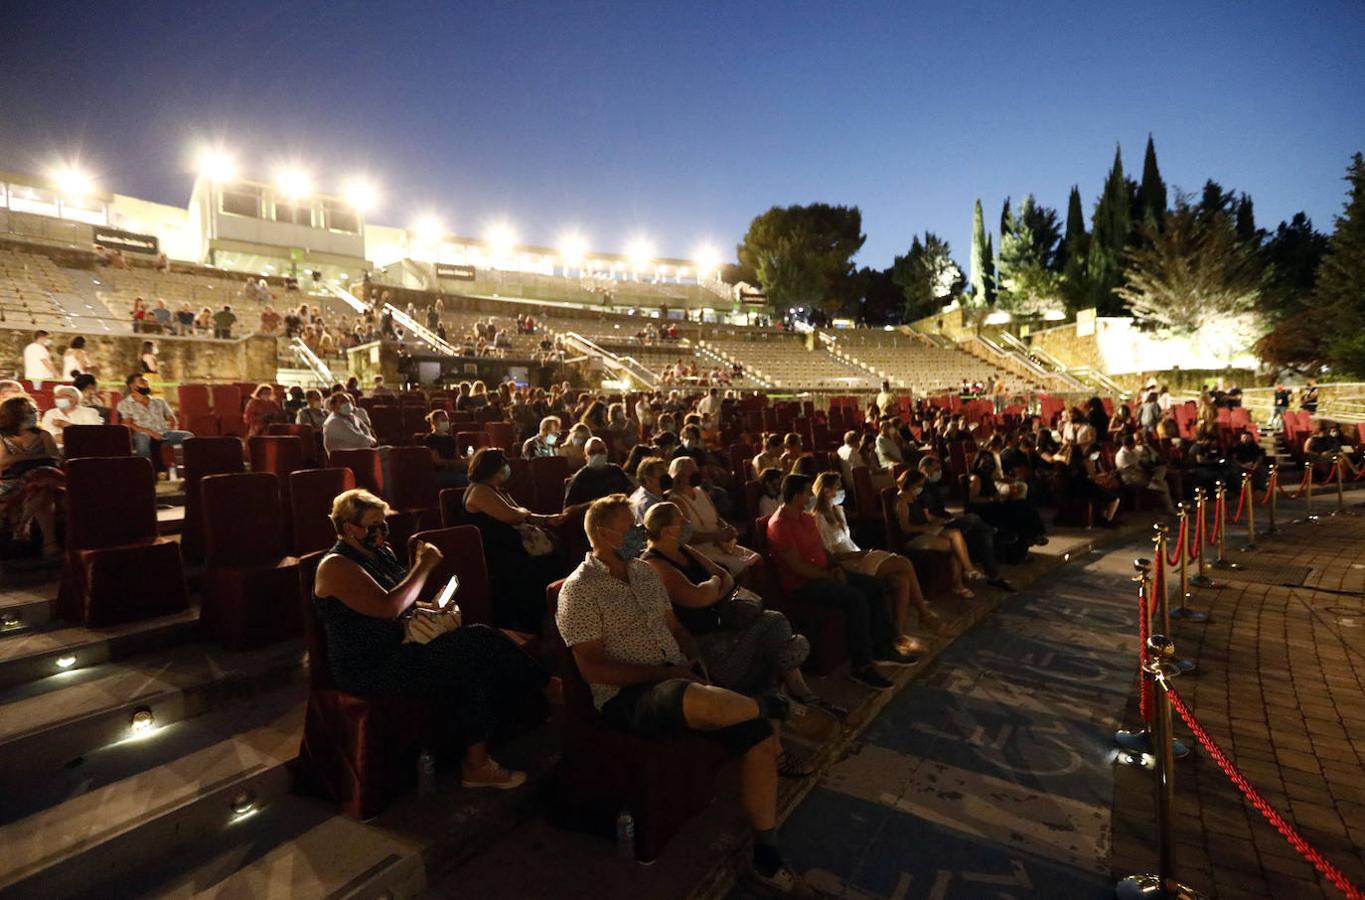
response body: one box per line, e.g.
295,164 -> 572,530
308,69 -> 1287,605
288,336 -> 334,385
558,331 -> 660,389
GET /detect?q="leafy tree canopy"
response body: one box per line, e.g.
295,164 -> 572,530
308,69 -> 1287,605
737,203 -> 865,315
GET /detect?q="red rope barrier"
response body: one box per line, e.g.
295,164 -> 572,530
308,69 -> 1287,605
1260,473 -> 1276,506
1166,687 -> 1365,899
1232,477 -> 1249,524
1280,467 -> 1313,500
1137,582 -> 1150,724
1208,490 -> 1223,546
1165,517 -> 1186,567
1189,506 -> 1203,561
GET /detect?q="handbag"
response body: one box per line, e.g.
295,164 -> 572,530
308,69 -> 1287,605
716,585 -> 764,629
514,522 -> 555,557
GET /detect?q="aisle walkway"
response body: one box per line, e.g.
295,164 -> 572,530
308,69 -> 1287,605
741,542 -> 1149,900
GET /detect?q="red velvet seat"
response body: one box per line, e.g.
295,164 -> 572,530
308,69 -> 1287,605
62,424 -> 133,460
546,580 -> 732,862
177,384 -> 220,436
408,526 -> 539,655
288,467 -> 356,555
484,421 -> 514,451
439,487 -> 466,526
57,457 -> 189,626
455,431 -> 489,455
266,423 -> 321,466
368,406 -> 402,445
878,487 -> 954,600
505,457 -> 533,508
292,550 -> 430,820
328,448 -> 384,497
385,447 -> 442,564
248,435 -> 307,530
212,385 -> 244,437
529,455 -> 569,514
200,472 -> 301,649
181,436 -> 247,564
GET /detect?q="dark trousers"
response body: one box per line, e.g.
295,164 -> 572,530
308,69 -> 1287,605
791,571 -> 893,668
945,512 -> 1000,576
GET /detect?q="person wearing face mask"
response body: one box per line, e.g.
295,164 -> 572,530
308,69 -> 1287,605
630,456 -> 671,523
893,470 -> 981,600
521,415 -> 561,459
422,409 -> 468,489
70,374 -> 111,423
22,330 -> 59,384
564,436 -> 633,506
322,392 -> 379,455
243,383 -> 284,439
755,467 -> 784,518
966,451 -> 1048,548
0,395 -> 64,559
41,384 -> 101,448
296,389 -> 328,430
810,472 -> 939,646
463,448 -> 567,633
559,423 -> 592,472
118,373 -> 193,463
643,501 -> 840,754
312,489 -> 554,791
672,423 -> 707,465
666,456 -> 758,576
558,495 -> 812,896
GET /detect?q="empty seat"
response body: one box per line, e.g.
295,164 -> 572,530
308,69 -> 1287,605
62,424 -> 133,460
177,384 -> 219,435
484,421 -> 514,453
266,422 -> 321,465
439,487 -> 466,527
181,436 -> 247,563
289,467 -> 356,556
211,385 -> 244,437
57,457 -> 189,626
328,448 -> 384,497
385,446 -> 442,563
408,526 -> 537,652
528,455 -> 569,514
249,434 -> 307,486
200,472 -> 301,649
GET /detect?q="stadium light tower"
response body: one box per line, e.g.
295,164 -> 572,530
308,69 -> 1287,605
558,233 -> 587,270
411,215 -> 445,245
487,222 -> 518,262
51,163 -> 95,197
274,166 -> 312,200
693,243 -> 720,280
626,237 -> 654,274
195,146 -> 237,183
342,177 -> 378,214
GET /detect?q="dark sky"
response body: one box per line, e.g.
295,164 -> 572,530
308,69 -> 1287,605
2,0 -> 1362,270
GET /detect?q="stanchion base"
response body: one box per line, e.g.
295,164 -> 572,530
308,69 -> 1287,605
1170,607 -> 1208,623
1262,526 -> 1280,536
1112,730 -> 1190,761
1292,515 -> 1321,525
1211,559 -> 1241,570
1188,575 -> 1216,588
1116,874 -> 1211,900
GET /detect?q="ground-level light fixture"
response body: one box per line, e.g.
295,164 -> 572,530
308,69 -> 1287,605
130,706 -> 155,733
55,654 -> 76,669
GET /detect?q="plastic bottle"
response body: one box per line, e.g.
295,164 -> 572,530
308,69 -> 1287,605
615,807 -> 635,861
417,750 -> 436,795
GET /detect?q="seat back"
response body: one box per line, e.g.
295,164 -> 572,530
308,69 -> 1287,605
212,385 -> 244,435
529,455 -> 570,514
289,467 -> 355,555
62,425 -> 133,460
439,487 -> 466,527
65,456 -> 158,550
182,436 -> 247,561
455,431 -> 489,455
484,421 -> 514,451
297,549 -> 335,690
327,448 -> 383,497
249,435 -> 307,484
387,446 -> 438,511
409,526 -> 495,626
505,457 -> 533,507
400,407 -> 429,440
202,472 -> 287,566
177,384 -> 212,419
367,406 -> 402,445
266,423 -> 320,465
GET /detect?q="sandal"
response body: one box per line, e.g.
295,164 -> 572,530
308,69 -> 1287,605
952,587 -> 975,600
777,749 -> 818,778
918,611 -> 945,634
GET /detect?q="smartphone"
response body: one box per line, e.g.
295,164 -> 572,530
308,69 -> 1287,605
417,575 -> 461,616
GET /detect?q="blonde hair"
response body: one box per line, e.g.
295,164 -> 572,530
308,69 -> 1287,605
329,489 -> 391,533
812,471 -> 843,524
642,501 -> 682,539
584,493 -> 632,545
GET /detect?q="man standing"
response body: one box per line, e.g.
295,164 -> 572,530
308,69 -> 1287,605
213,305 -> 237,339
767,473 -> 909,689
557,495 -> 810,895
876,380 -> 897,418
118,374 -> 193,460
22,330 -> 58,383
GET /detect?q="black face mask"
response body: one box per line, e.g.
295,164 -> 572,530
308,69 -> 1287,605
658,473 -> 673,491
358,521 -> 389,549
136,387 -> 152,396
689,471 -> 703,487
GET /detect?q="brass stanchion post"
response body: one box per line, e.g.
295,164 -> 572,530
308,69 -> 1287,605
1115,559 -> 1191,762
1211,480 -> 1240,570
1155,524 -> 1200,666
1241,472 -> 1258,551
1115,635 -> 1210,900
1263,464 -> 1280,536
1294,464 -> 1319,525
1188,488 -> 1216,588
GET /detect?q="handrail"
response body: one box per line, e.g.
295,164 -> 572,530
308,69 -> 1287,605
560,331 -> 660,389
325,282 -> 461,356
289,336 -> 334,385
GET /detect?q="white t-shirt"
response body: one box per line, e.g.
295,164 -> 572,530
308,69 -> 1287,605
42,404 -> 102,445
23,341 -> 56,382
61,350 -> 85,379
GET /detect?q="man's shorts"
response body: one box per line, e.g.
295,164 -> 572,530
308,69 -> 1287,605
600,678 -> 771,754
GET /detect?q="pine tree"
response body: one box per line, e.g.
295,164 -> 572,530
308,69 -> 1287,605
1087,145 -> 1132,315
1318,153 -> 1365,375
970,198 -> 990,306
1235,194 -> 1259,245
1138,134 -> 1167,232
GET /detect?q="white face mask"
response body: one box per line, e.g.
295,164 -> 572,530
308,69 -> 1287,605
56,397 -> 73,410
338,403 -> 354,417
436,422 -> 451,434
587,454 -> 607,470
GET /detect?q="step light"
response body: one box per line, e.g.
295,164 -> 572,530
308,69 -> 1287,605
55,654 -> 76,669
130,707 -> 155,733
0,613 -> 19,630
229,790 -> 258,820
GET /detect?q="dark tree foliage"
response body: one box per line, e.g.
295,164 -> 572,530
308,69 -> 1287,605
1087,146 -> 1133,315
736,203 -> 865,315
891,232 -> 964,323
1138,134 -> 1167,232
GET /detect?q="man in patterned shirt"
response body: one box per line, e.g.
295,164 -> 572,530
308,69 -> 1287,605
556,494 -> 812,896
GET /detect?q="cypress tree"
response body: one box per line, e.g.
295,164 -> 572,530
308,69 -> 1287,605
1235,194 -> 1258,245
1088,145 -> 1132,314
1318,154 -> 1365,375
1000,197 -> 1012,241
1059,186 -> 1090,310
1138,134 -> 1167,231
971,198 -> 989,306
983,232 -> 996,304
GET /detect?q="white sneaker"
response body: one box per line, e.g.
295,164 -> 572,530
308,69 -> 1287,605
750,865 -> 816,898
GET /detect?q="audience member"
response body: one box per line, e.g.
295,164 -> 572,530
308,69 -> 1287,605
118,374 -> 192,461
893,470 -> 980,599
243,384 -> 284,438
322,393 -> 378,454
667,456 -> 758,576
40,384 -> 100,447
0,395 -> 64,558
22,331 -> 58,383
564,437 -> 633,505
296,389 -> 328,430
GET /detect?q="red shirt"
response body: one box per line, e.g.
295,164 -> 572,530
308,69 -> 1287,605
767,505 -> 829,594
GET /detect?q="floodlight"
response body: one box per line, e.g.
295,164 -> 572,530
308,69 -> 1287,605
342,177 -> 378,213
274,166 -> 312,200
558,233 -> 588,267
52,164 -> 94,197
626,238 -> 654,271
983,310 -> 1013,325
487,223 -> 518,259
196,147 -> 237,183
693,243 -> 720,277
411,215 -> 445,245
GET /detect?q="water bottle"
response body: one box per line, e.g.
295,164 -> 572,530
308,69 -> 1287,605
615,807 -> 635,861
417,750 -> 436,795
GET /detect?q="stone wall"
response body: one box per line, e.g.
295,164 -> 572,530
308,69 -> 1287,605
1027,322 -> 1102,371
0,326 -> 278,388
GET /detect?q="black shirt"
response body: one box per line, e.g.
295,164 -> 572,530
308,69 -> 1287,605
423,433 -> 460,460
564,463 -> 634,506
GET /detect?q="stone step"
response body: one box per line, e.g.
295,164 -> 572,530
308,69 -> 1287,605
0,606 -> 201,691
0,638 -> 304,786
0,586 -> 56,634
0,691 -> 304,900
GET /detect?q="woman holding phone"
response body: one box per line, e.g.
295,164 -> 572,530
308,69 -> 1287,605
312,489 -> 554,790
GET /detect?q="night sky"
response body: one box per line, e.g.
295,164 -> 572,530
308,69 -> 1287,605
2,0 -> 1362,270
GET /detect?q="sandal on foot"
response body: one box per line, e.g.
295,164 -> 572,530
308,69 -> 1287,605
952,587 -> 975,600
777,750 -> 818,778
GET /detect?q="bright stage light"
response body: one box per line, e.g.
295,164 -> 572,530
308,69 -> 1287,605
693,243 -> 720,277
558,233 -> 588,267
274,166 -> 312,200
51,163 -> 94,197
342,177 -> 378,213
196,147 -> 237,183
487,222 -> 518,259
411,215 -> 445,245
626,237 -> 654,271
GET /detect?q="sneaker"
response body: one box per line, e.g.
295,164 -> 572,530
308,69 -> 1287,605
749,864 -> 817,899
850,666 -> 895,690
877,648 -> 920,667
461,761 -> 527,790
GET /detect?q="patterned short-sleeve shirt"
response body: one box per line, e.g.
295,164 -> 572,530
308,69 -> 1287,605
556,553 -> 686,709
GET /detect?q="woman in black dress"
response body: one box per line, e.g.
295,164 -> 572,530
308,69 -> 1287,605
312,489 -> 552,789
461,448 -> 567,632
